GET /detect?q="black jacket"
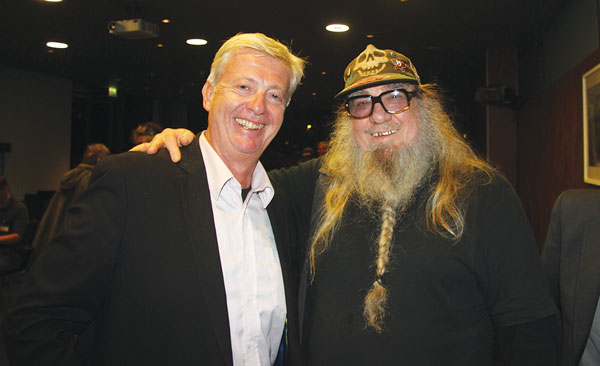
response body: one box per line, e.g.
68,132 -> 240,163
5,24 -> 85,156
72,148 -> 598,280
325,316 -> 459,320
4,134 -> 301,366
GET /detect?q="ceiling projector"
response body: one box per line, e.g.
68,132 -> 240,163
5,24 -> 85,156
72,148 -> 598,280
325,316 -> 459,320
108,19 -> 159,40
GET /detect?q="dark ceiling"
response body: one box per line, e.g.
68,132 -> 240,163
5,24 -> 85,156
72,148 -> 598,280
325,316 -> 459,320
2,0 -> 565,122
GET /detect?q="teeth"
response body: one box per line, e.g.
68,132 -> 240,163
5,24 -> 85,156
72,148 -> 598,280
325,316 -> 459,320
235,118 -> 264,130
371,130 -> 397,137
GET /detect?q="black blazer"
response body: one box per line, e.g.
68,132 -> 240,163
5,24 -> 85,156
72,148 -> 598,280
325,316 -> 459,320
541,189 -> 600,366
3,134 -> 301,366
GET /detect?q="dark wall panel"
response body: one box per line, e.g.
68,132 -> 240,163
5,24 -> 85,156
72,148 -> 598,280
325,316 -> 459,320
517,47 -> 600,248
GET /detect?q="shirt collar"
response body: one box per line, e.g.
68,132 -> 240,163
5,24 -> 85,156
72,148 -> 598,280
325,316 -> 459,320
199,131 -> 274,208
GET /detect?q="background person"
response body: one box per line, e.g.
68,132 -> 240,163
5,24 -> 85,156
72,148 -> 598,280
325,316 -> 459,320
0,177 -> 29,246
541,189 -> 600,366
29,143 -> 110,265
129,122 -> 163,147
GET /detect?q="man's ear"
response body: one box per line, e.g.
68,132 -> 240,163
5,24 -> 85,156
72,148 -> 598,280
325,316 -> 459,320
202,81 -> 214,112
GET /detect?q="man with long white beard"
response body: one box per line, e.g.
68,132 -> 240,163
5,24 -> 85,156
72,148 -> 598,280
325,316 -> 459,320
138,44 -> 559,365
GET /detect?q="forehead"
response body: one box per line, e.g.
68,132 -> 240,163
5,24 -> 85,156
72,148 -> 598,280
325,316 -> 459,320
224,49 -> 291,79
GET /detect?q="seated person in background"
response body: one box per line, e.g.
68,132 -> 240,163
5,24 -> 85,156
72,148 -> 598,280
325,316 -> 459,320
138,44 -> 559,365
541,189 -> 600,366
0,176 -> 29,246
30,143 -> 110,264
130,121 -> 163,146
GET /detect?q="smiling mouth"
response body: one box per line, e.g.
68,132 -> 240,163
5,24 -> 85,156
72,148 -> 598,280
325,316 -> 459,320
371,129 -> 397,137
235,118 -> 264,130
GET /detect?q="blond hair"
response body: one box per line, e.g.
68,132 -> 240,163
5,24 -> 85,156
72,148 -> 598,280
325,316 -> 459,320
311,83 -> 495,332
207,33 -> 306,103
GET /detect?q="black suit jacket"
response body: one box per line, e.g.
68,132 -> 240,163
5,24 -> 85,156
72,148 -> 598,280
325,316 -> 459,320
3,135 -> 301,366
541,189 -> 600,366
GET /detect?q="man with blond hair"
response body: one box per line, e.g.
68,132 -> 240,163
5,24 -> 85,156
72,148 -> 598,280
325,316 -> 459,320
144,44 -> 558,365
4,33 -> 306,366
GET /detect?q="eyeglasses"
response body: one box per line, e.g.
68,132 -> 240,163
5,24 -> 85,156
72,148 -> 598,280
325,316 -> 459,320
345,88 -> 420,119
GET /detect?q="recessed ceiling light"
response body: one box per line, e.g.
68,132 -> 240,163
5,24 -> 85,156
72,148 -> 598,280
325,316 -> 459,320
156,43 -> 164,48
108,86 -> 118,98
46,41 -> 68,49
186,38 -> 207,46
44,0 -> 63,2
366,34 -> 375,38
161,19 -> 171,24
326,24 -> 349,33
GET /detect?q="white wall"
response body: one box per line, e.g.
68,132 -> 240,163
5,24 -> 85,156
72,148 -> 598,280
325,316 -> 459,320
0,64 -> 72,201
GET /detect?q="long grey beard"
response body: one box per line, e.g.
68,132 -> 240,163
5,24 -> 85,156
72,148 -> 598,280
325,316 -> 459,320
351,130 -> 439,212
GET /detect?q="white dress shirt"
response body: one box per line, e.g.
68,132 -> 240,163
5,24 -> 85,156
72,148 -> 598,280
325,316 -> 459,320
199,132 -> 286,366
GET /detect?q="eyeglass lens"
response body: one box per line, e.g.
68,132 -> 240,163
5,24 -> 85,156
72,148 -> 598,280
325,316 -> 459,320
346,89 -> 410,118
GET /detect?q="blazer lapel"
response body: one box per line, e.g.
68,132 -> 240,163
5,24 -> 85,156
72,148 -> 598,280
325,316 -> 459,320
177,135 -> 233,366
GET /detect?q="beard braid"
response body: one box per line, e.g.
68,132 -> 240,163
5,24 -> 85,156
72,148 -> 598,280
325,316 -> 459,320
353,108 -> 440,332
311,99 -> 444,332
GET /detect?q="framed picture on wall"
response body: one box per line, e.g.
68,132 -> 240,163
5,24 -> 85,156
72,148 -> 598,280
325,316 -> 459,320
583,63 -> 600,186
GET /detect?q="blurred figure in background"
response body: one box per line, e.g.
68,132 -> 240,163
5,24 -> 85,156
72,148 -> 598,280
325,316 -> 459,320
0,176 -> 30,274
30,143 -> 109,263
298,146 -> 315,163
130,122 -> 163,146
316,140 -> 329,156
541,189 -> 600,366
0,177 -> 28,246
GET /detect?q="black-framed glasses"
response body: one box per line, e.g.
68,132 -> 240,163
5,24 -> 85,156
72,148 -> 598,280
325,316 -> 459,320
345,89 -> 420,119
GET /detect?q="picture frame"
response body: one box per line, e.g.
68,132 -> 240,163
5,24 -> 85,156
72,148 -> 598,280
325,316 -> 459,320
582,63 -> 600,186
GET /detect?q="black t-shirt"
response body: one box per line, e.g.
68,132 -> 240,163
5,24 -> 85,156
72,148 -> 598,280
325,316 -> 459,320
303,176 -> 556,365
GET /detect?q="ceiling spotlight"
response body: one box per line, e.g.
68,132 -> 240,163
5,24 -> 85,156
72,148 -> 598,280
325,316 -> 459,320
326,24 -> 349,33
44,0 -> 63,2
366,34 -> 375,38
186,38 -> 207,46
46,41 -> 68,49
161,19 -> 171,24
156,43 -> 164,48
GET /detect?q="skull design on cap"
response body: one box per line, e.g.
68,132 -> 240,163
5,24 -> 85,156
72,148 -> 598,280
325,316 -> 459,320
349,45 -> 388,79
336,44 -> 420,98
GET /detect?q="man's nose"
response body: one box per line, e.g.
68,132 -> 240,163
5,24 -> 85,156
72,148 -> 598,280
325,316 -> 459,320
370,101 -> 390,124
247,92 -> 267,114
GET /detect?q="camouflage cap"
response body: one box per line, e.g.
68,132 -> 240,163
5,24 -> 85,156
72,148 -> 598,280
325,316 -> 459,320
336,44 -> 421,98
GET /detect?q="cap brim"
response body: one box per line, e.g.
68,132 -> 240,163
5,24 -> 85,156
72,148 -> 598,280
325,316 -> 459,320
335,74 -> 419,99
